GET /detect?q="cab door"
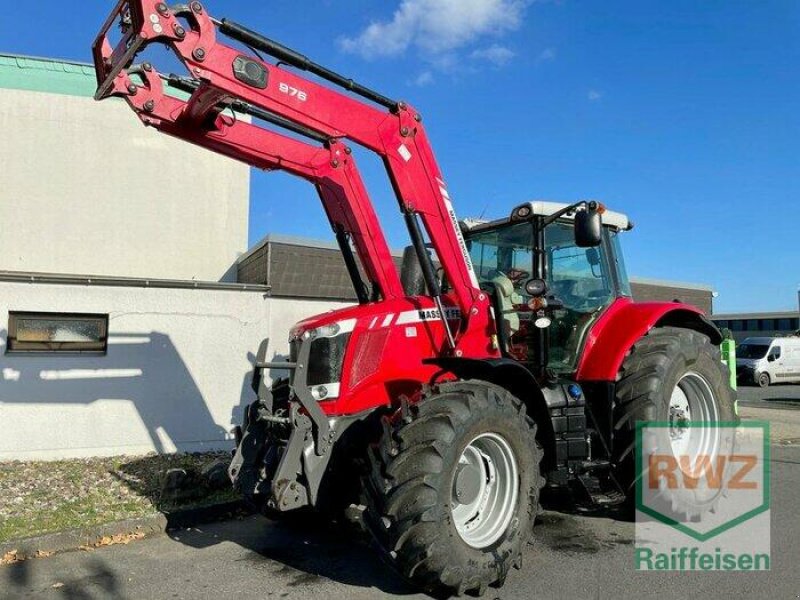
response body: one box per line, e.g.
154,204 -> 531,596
766,344 -> 784,380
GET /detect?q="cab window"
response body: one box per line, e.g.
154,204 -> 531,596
546,223 -> 614,314
546,222 -> 615,372
467,223 -> 533,283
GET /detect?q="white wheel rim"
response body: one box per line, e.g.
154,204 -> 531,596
450,432 -> 519,549
668,372 -> 721,467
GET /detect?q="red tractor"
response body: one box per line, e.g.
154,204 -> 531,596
93,2 -> 736,595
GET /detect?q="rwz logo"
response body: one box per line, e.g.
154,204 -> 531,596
648,454 -> 758,490
279,82 -> 307,102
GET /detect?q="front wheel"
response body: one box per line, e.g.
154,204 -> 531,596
756,372 -> 771,388
362,381 -> 544,597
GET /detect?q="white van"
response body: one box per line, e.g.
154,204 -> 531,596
736,336 -> 800,387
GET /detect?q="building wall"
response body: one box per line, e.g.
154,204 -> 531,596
0,86 -> 250,282
0,281 -> 350,460
630,280 -> 713,315
712,313 -> 800,343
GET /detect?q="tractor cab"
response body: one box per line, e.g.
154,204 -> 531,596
462,201 -> 634,376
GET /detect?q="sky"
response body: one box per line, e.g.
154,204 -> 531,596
2,1 -> 798,312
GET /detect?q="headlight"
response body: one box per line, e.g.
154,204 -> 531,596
308,323 -> 341,340
303,319 -> 357,393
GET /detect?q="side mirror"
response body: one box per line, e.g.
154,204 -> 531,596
767,354 -> 776,362
574,204 -> 602,248
525,278 -> 547,297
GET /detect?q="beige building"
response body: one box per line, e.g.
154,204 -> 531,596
0,54 -> 249,282
0,54 -> 345,460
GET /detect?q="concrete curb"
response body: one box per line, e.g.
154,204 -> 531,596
0,500 -> 251,561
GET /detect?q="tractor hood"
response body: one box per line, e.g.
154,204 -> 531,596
288,296 -> 462,341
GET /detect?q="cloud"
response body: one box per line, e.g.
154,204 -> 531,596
339,0 -> 529,60
588,89 -> 603,101
536,47 -> 556,63
471,44 -> 515,66
413,71 -> 435,86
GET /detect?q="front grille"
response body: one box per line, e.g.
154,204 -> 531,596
307,334 -> 351,386
349,329 -> 390,388
288,333 -> 350,388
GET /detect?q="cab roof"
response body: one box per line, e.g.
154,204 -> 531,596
461,201 -> 632,232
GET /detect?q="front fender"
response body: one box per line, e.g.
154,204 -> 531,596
575,298 -> 722,382
424,357 -> 557,470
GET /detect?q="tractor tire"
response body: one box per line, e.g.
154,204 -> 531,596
756,372 -> 771,388
612,327 -> 737,518
362,381 -> 544,597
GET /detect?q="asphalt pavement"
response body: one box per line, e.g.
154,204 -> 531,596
2,397 -> 799,600
737,382 -> 800,407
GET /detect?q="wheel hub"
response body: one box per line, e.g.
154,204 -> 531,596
669,405 -> 690,440
668,372 -> 721,462
450,433 -> 519,549
454,459 -> 483,505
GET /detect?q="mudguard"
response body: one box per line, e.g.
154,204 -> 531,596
575,298 -> 722,382
424,356 -> 557,469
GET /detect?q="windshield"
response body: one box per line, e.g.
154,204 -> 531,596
737,344 -> 770,359
546,222 -> 615,372
467,222 -> 533,283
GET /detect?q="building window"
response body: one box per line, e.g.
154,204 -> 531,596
6,312 -> 109,354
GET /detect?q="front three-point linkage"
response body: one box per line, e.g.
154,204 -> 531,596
93,0 -> 492,355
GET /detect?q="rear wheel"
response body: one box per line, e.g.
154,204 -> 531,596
757,372 -> 770,388
362,381 -> 544,597
612,327 -> 736,517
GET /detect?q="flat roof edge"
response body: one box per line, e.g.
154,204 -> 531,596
0,271 -> 270,293
0,52 -> 93,68
630,276 -> 714,292
712,311 -> 800,319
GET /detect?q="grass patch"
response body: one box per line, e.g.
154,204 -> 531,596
0,452 -> 238,543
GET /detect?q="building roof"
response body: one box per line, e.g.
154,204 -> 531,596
239,233 -> 713,292
712,311 -> 800,320
0,53 -> 192,102
629,276 -> 714,292
0,53 -> 96,97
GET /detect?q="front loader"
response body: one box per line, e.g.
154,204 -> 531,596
93,2 -> 736,596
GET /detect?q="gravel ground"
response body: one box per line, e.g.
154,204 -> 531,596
0,452 -> 236,543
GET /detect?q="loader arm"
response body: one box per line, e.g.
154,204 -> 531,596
92,0 -> 490,351
118,66 -> 405,301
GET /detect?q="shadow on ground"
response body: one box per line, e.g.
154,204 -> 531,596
110,452 -> 237,513
2,555 -> 121,600
159,486 -> 633,595
167,514 -> 418,596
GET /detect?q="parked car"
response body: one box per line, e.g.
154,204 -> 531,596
737,336 -> 800,387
